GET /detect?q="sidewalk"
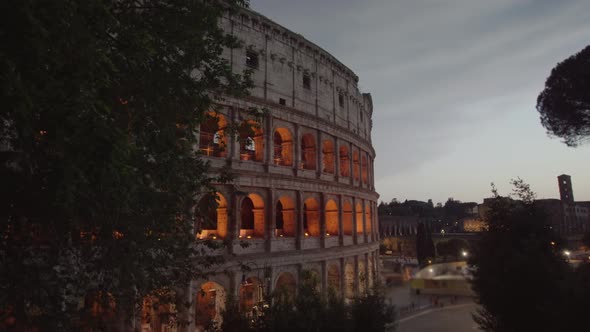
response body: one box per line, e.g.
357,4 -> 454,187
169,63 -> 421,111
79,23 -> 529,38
385,282 -> 473,319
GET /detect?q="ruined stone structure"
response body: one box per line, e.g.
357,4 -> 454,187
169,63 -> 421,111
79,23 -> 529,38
156,7 -> 381,332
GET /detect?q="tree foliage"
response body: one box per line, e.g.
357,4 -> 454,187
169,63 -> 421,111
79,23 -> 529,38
536,45 -> 590,146
469,179 -> 590,331
221,271 -> 396,332
0,0 -> 251,330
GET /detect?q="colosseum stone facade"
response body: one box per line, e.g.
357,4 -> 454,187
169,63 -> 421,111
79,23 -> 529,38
171,7 -> 379,332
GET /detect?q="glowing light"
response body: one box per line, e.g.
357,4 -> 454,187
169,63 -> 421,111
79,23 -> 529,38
564,250 -> 571,256
462,251 -> 468,257
304,232 -> 309,237
247,235 -> 252,239
428,268 -> 433,273
326,233 -> 330,236
212,236 -> 217,240
550,241 -> 556,246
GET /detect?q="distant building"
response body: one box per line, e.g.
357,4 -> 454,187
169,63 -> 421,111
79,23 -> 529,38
535,175 -> 589,236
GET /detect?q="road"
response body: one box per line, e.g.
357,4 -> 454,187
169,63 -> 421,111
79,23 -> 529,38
396,302 -> 480,332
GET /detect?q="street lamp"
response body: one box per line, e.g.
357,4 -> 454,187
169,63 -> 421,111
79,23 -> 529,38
462,250 -> 468,258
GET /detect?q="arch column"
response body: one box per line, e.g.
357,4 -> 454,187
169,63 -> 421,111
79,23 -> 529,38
320,193 -> 327,248
352,197 -> 358,245
228,191 -> 241,255
362,199 -> 368,243
294,123 -> 301,174
316,129 -> 322,178
334,137 -> 340,180
266,189 -> 276,252
353,256 -> 359,297
338,194 -> 344,246
229,107 -> 240,160
263,110 -> 272,167
339,257 -> 345,299
348,142 -> 354,185
320,260 -> 328,297
296,190 -> 304,250
363,253 -> 370,292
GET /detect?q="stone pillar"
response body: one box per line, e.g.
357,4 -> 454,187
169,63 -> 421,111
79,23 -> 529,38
263,110 -> 272,166
296,190 -> 304,250
353,256 -> 359,297
352,197 -> 358,245
348,142 -> 354,185
230,107 -> 240,161
294,123 -> 301,174
339,257 -> 346,299
338,194 -> 344,246
321,260 -> 328,297
320,193 -> 326,248
334,137 -> 340,180
316,129 -> 322,178
364,253 -> 370,292
362,199 -> 368,243
228,191 -> 240,255
266,189 -> 276,252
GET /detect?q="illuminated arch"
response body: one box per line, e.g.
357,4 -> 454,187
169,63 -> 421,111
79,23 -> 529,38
356,202 -> 364,234
240,193 -> 265,238
353,150 -> 360,181
273,128 -> 294,166
276,196 -> 296,237
199,112 -> 228,157
343,201 -> 353,236
361,154 -> 368,183
196,193 -> 228,240
303,197 -> 320,237
325,200 -> 339,236
239,277 -> 262,314
195,281 -> 226,329
239,120 -> 263,162
275,272 -> 297,302
339,145 -> 350,177
322,139 -> 335,174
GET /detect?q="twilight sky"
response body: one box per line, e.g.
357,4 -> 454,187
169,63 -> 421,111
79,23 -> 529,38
250,0 -> 590,204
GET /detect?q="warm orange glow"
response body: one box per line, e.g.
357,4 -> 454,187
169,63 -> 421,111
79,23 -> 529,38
39,130 -> 48,135
112,231 -> 124,239
246,235 -> 252,239
304,232 -> 309,237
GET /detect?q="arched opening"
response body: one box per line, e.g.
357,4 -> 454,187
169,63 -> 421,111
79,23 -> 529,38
195,282 -> 226,329
325,200 -> 339,236
344,262 -> 355,299
339,145 -> 350,177
141,290 -> 176,332
275,272 -> 297,302
303,198 -> 320,237
240,194 -> 265,238
199,112 -> 227,157
356,202 -> 364,234
81,291 -> 117,331
239,277 -> 263,314
343,201 -> 353,236
322,139 -> 335,174
273,128 -> 293,166
301,133 -> 316,170
239,120 -> 263,162
276,196 -> 296,237
328,264 -> 341,294
365,203 -> 372,235
353,150 -> 360,181
361,154 -> 368,183
196,193 -> 228,240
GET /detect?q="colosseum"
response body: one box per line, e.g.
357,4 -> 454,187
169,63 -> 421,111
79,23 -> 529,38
171,7 -> 379,332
